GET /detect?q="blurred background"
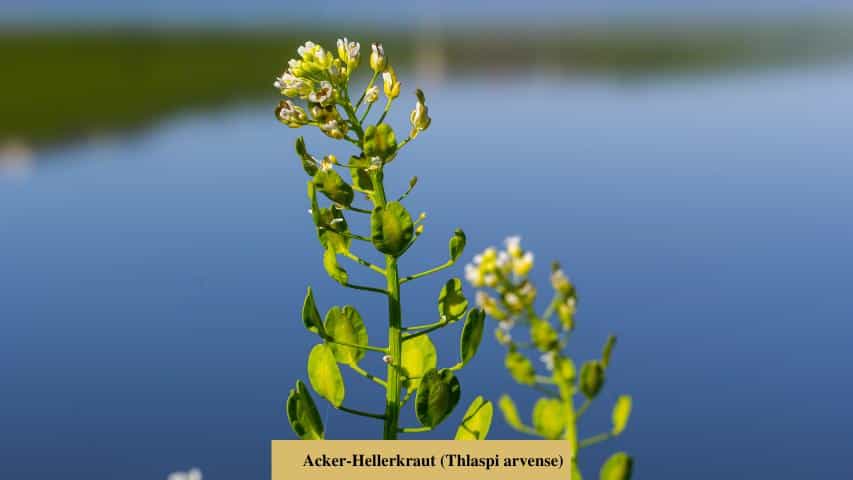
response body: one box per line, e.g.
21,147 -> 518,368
2,1 -> 853,479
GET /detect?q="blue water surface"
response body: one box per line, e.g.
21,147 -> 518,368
1,65 -> 852,479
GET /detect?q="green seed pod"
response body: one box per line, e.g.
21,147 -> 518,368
580,360 -> 605,399
286,379 -> 324,440
532,398 -> 568,439
370,201 -> 414,257
611,395 -> 632,436
449,228 -> 466,262
415,368 -> 461,428
294,137 -> 318,176
363,123 -> 397,161
400,334 -> 437,390
602,334 -> 617,368
530,318 -> 559,352
505,351 -> 536,386
459,308 -> 485,367
307,344 -> 346,407
348,154 -> 373,193
301,287 -> 326,338
599,452 -> 633,480
438,278 -> 468,321
324,306 -> 368,365
313,169 -> 354,207
322,249 -> 348,285
552,356 -> 576,399
498,394 -> 525,432
455,396 -> 493,440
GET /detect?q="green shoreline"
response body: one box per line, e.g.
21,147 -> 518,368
3,21 -> 852,146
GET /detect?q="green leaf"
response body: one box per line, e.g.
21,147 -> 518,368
314,169 -> 354,207
347,154 -> 373,192
324,305 -> 368,365
455,396 -> 493,440
286,379 -> 324,439
307,344 -> 345,407
449,229 -> 466,262
498,394 -> 525,431
301,287 -> 326,338
400,334 -> 437,390
459,308 -> 485,367
438,278 -> 468,321
532,398 -> 568,439
552,356 -> 576,399
580,360 -> 605,399
370,201 -> 414,257
611,395 -> 632,436
295,136 -> 318,176
602,335 -> 617,368
364,123 -> 397,161
322,249 -> 348,285
530,318 -> 559,352
415,368 -> 461,428
505,351 -> 536,386
600,452 -> 633,480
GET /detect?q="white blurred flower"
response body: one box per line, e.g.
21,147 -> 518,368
168,468 -> 202,480
540,351 -> 556,371
505,235 -> 522,258
308,81 -> 335,105
365,86 -> 379,103
513,251 -> 534,277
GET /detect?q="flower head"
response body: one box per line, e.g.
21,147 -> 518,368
320,119 -> 347,139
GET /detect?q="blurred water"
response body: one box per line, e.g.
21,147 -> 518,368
1,64 -> 852,479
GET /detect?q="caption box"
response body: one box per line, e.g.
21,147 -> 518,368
272,440 -> 572,480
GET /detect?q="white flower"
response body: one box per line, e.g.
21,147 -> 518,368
483,273 -> 498,288
370,42 -> 387,72
308,81 -> 335,105
320,119 -> 346,139
167,468 -> 202,480
382,355 -> 392,364
505,292 -> 522,310
472,254 -> 483,265
498,319 -> 515,332
513,251 -> 534,277
465,264 -> 481,286
505,235 -> 522,257
275,100 -> 307,127
539,351 -> 556,372
365,85 -> 379,104
337,37 -> 360,65
297,41 -> 317,58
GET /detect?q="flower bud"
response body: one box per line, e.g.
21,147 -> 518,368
409,89 -> 431,138
382,66 -> 401,99
365,86 -> 379,104
382,355 -> 392,364
370,43 -> 387,72
320,119 -> 347,139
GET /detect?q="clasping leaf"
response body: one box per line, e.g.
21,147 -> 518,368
286,379 -> 324,440
415,368 -> 461,428
307,343 -> 346,407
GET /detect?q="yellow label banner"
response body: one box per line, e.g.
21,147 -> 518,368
271,440 -> 572,480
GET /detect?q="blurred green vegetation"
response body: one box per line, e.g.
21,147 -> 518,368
2,20 -> 851,146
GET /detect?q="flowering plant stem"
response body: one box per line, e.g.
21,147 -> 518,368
280,38 -> 493,442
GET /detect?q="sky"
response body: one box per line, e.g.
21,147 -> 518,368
3,0 -> 853,27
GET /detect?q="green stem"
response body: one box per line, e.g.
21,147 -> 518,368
402,320 -> 449,341
398,426 -> 432,433
376,98 -> 392,124
338,405 -> 386,420
403,319 -> 446,331
400,260 -> 454,284
342,251 -> 385,275
359,102 -> 374,124
348,363 -> 388,388
342,282 -> 388,295
579,432 -> 612,449
576,399 -> 592,418
355,71 -> 379,108
371,169 -> 403,440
